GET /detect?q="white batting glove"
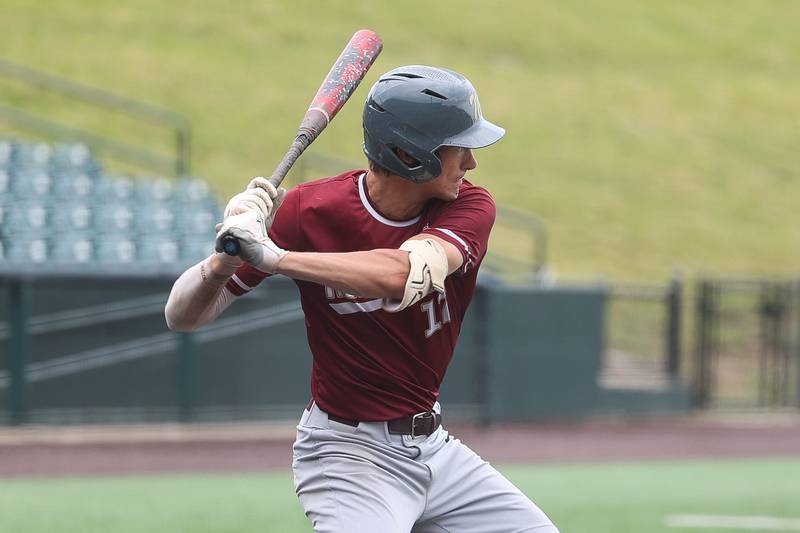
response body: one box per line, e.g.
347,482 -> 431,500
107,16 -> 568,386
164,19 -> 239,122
223,176 -> 287,231
214,210 -> 287,274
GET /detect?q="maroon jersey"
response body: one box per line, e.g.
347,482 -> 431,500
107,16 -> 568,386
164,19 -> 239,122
225,170 -> 495,420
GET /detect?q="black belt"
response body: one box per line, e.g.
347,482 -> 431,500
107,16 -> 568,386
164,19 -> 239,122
307,400 -> 442,438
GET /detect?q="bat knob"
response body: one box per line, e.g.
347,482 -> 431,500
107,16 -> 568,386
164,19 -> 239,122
221,236 -> 241,256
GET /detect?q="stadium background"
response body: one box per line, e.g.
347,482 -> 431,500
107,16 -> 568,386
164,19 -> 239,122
1,1 -> 799,532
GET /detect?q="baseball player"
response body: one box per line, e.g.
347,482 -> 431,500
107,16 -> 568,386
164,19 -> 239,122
166,65 -> 558,533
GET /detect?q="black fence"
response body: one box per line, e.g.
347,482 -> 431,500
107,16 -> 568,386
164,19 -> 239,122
599,279 -> 682,393
694,279 -> 799,409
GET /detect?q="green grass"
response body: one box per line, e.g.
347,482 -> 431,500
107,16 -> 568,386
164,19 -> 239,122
1,458 -> 799,533
1,1 -> 798,281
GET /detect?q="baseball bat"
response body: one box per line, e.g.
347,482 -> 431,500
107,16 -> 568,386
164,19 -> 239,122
222,29 -> 383,256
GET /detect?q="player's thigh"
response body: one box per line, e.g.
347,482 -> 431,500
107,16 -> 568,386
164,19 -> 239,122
415,437 -> 558,533
412,491 -> 558,533
294,451 -> 421,533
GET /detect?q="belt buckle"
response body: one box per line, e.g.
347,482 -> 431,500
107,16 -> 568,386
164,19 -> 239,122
410,411 -> 433,438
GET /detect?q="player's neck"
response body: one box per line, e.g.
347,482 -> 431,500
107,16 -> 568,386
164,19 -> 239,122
365,171 -> 429,221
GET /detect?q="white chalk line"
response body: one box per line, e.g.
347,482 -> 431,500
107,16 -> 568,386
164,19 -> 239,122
666,514 -> 800,531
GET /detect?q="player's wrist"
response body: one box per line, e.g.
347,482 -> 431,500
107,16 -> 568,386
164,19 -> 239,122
249,240 -> 287,274
207,253 -> 242,280
272,250 -> 292,276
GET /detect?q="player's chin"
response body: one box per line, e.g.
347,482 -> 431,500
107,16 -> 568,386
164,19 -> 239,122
437,189 -> 459,202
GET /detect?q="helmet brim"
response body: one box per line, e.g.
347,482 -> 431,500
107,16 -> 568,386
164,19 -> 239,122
442,118 -> 505,149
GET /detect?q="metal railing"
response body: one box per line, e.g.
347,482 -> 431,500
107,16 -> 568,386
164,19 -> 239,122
0,58 -> 191,176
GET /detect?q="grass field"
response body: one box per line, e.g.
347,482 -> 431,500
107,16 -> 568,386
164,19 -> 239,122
1,458 -> 798,533
1,1 -> 798,281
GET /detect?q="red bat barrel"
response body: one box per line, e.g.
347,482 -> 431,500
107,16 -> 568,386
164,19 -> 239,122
222,30 -> 382,256
308,29 -> 384,125
266,29 -> 383,188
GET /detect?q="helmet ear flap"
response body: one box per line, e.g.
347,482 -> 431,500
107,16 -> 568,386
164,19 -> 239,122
364,131 -> 442,183
392,147 -> 422,170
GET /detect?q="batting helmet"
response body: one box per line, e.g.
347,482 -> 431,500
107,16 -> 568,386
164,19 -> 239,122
363,65 -> 505,183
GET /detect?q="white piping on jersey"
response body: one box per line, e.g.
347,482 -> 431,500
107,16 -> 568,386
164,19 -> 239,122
431,228 -> 469,255
428,227 -> 474,271
329,298 -> 383,315
230,275 -> 251,292
358,173 -> 420,227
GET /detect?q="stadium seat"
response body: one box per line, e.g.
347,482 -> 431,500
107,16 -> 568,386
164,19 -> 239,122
0,140 -> 13,169
0,169 -> 9,195
49,143 -> 100,176
94,237 -> 137,264
135,204 -> 175,235
9,169 -> 53,200
52,172 -> 95,200
3,237 -> 49,264
1,202 -> 50,237
93,204 -> 135,234
0,139 -> 222,267
136,178 -> 174,203
180,238 -> 215,263
50,203 -> 93,234
93,176 -> 136,203
13,142 -> 51,172
137,238 -> 180,263
175,177 -> 216,208
50,235 -> 93,264
175,208 -> 218,238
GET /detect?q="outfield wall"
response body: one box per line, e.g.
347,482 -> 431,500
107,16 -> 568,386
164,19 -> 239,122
0,270 -> 690,425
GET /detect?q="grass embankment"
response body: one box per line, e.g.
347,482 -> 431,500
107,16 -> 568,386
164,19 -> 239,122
1,1 -> 798,280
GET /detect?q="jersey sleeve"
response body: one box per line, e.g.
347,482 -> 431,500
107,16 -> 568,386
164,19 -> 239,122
224,186 -> 305,296
423,185 -> 496,275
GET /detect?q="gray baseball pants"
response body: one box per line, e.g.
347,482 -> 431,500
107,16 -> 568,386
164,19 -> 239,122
292,402 -> 559,533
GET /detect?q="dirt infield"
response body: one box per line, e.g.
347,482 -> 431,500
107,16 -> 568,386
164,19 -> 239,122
1,413 -> 798,477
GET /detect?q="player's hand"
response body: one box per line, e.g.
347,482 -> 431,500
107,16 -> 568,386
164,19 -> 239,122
214,210 -> 287,274
223,177 -> 287,231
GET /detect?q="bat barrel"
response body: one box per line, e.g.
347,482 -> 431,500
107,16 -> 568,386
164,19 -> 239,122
222,29 -> 383,258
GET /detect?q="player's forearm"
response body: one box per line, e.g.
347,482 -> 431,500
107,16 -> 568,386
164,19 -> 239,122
276,249 -> 408,299
165,254 -> 240,331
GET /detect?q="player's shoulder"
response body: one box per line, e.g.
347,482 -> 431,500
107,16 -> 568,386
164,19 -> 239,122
292,169 -> 363,193
283,169 -> 363,210
457,179 -> 495,206
445,179 -> 497,217
425,179 -> 496,225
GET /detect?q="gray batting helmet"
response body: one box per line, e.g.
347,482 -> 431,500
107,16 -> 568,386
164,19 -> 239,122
362,65 -> 505,183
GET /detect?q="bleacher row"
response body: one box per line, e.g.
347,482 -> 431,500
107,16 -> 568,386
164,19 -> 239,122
0,139 -> 220,265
